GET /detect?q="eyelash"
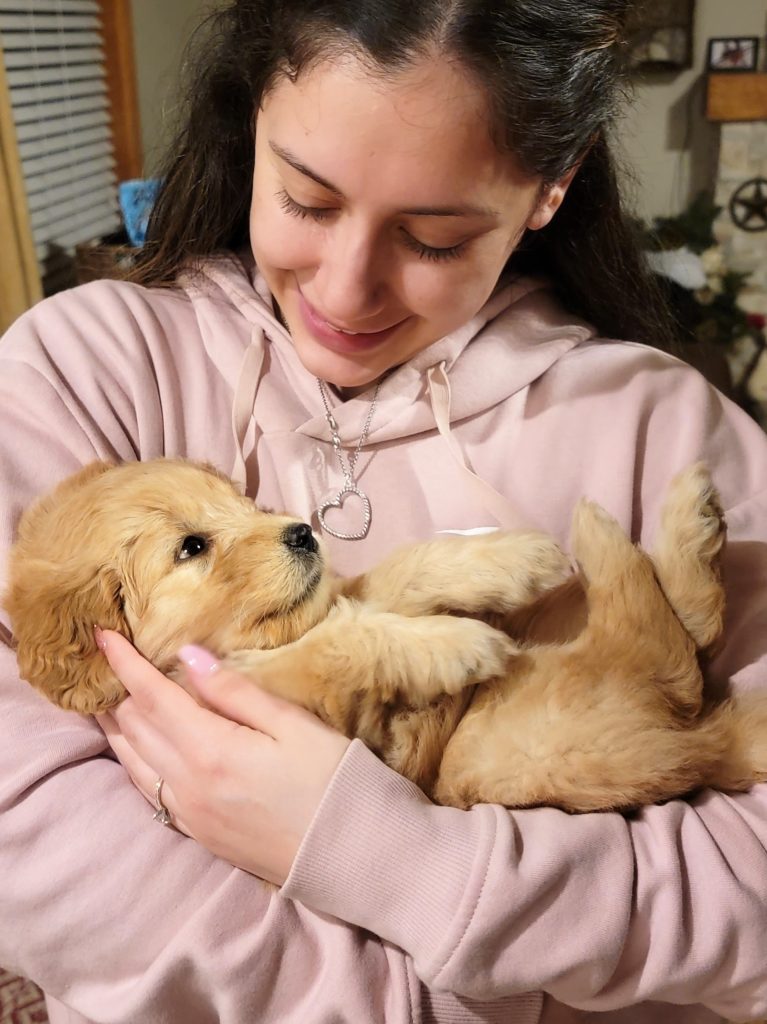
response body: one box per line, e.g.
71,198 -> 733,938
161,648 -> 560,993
277,189 -> 334,222
275,189 -> 467,263
400,234 -> 466,263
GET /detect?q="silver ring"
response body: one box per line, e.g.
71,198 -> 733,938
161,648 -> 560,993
153,776 -> 172,827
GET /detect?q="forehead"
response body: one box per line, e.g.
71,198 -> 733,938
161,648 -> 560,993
259,55 -> 536,208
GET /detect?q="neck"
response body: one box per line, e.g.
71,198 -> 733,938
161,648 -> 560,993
329,367 -> 393,402
336,382 -> 374,400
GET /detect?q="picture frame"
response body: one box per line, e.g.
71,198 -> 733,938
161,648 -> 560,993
625,0 -> 695,72
707,37 -> 760,73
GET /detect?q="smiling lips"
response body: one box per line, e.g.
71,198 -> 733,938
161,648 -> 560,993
298,292 -> 405,354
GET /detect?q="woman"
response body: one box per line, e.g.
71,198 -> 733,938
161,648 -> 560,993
1,1 -> 766,1022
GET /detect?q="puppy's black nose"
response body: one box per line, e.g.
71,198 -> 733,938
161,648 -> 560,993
282,522 -> 318,553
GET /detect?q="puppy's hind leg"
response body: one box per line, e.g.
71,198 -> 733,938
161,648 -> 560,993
571,495 -> 706,718
651,463 -> 726,654
708,691 -> 767,792
569,497 -> 646,592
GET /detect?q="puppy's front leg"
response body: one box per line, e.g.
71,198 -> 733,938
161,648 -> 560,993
221,599 -> 517,729
343,531 -> 570,617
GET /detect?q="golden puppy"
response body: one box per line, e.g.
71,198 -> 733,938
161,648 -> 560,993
4,459 -> 767,812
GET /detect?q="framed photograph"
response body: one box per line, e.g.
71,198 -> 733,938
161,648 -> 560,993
707,37 -> 760,73
625,0 -> 695,72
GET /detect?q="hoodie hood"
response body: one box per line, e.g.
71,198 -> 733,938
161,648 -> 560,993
179,255 -> 596,528
183,254 -> 595,440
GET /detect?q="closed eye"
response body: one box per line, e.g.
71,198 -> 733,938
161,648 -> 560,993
177,535 -> 209,561
399,230 -> 467,262
277,189 -> 468,263
277,189 -> 335,222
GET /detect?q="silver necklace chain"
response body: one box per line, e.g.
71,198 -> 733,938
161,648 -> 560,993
316,378 -> 382,540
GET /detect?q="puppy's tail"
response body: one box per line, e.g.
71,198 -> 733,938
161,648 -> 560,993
701,691 -> 767,793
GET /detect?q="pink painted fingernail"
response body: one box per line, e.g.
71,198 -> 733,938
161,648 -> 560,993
178,644 -> 220,676
94,626 -> 107,652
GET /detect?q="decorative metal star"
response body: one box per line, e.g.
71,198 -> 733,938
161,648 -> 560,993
729,178 -> 767,232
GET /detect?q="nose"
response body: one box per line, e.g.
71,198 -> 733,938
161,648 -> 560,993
313,220 -> 387,325
282,522 -> 318,554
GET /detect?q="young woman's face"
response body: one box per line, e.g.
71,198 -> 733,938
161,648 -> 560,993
250,55 -> 569,391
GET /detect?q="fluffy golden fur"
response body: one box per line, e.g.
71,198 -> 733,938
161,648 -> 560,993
5,458 -> 767,812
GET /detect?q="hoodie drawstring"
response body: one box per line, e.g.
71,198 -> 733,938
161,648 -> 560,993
230,327 -> 266,492
427,362 -> 529,530
230,345 -> 527,526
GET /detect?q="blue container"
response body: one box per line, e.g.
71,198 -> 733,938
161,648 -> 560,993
118,178 -> 162,247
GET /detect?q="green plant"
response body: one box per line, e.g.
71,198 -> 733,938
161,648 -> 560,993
640,192 -> 752,348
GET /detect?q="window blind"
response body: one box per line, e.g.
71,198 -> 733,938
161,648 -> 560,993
0,0 -> 121,293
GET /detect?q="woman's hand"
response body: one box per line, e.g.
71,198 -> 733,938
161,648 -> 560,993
97,630 -> 351,885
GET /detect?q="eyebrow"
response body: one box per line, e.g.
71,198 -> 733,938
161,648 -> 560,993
269,141 -> 500,219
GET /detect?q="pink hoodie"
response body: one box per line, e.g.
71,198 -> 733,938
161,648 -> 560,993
1,255 -> 766,1024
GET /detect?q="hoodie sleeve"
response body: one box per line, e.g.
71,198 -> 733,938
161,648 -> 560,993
282,375 -> 767,1021
0,292 -> 432,1024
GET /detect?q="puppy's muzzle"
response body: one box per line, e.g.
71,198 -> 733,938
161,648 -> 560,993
282,522 -> 318,555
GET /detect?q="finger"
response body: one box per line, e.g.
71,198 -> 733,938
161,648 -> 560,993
101,708 -> 174,799
101,639 -> 265,815
178,644 -> 301,738
112,690 -> 237,792
97,629 -> 191,712
98,629 -> 230,751
100,712 -> 189,836
100,710 -> 156,797
98,622 -> 266,745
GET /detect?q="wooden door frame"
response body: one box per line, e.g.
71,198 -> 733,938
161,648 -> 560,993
98,0 -> 143,181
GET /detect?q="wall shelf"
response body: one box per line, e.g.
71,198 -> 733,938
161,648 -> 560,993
707,73 -> 767,122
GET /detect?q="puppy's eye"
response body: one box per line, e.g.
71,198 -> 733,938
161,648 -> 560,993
178,535 -> 208,560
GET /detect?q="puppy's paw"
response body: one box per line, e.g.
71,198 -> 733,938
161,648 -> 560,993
660,463 -> 726,568
484,531 -> 572,604
219,649 -> 267,679
432,531 -> 571,614
417,617 -> 518,696
653,465 -> 727,653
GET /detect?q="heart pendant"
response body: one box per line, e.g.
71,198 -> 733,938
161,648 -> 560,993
317,485 -> 372,540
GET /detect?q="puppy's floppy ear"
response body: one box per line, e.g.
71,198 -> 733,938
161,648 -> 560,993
4,460 -> 131,714
6,555 -> 131,714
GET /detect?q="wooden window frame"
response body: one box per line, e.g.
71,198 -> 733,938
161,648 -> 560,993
0,1 -> 142,331
0,50 -> 40,332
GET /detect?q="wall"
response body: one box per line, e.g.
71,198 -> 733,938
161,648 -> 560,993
129,0 -> 225,174
617,0 -> 767,221
129,1 -> 767,216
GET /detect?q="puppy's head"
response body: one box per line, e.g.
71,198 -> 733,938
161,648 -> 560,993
4,459 -> 333,713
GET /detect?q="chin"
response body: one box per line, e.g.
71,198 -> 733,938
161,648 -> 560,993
290,331 -> 389,391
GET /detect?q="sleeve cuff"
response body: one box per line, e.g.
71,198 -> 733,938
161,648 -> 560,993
281,738 -> 498,979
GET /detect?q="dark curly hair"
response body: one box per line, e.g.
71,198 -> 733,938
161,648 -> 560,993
130,0 -> 678,348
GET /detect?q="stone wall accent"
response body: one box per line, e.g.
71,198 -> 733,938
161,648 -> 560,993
714,123 -> 767,317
